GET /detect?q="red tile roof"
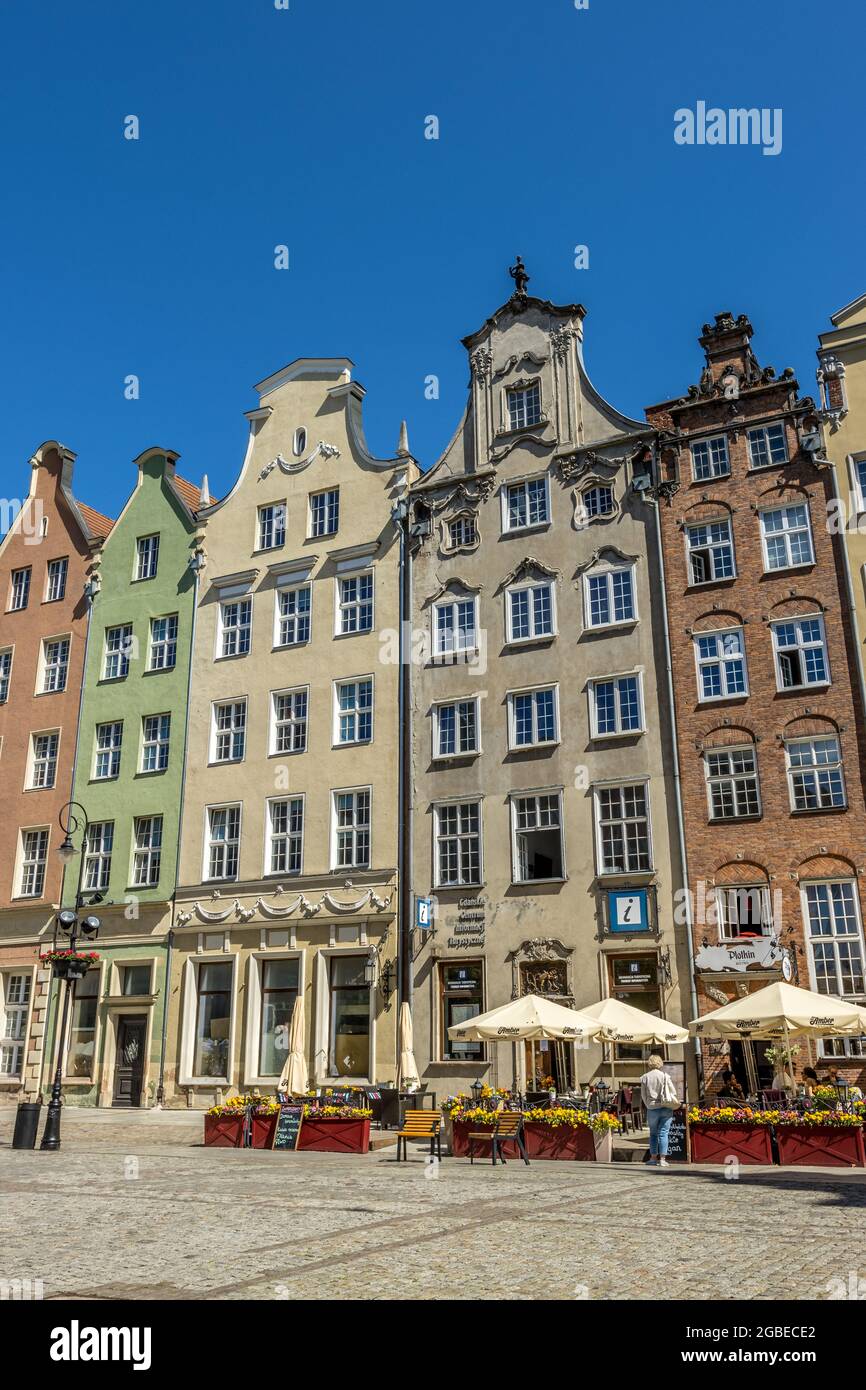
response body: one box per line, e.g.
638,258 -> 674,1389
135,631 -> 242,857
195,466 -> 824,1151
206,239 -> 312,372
173,474 -> 204,511
78,502 -> 114,538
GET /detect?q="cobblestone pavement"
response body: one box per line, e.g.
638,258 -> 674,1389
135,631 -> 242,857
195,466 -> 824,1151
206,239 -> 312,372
1,1109 -> 864,1301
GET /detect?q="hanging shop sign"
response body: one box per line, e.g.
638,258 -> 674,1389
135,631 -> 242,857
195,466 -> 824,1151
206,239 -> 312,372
415,896 -> 434,931
694,936 -> 785,974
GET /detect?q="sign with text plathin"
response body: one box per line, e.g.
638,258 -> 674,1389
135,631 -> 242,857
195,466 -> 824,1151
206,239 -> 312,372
415,896 -> 434,931
607,888 -> 649,933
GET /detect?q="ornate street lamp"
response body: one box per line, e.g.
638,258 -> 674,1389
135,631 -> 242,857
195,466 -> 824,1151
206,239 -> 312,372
40,803 -> 100,1152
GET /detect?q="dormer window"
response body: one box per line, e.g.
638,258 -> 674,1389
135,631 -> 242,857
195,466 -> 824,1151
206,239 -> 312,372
507,380 -> 541,431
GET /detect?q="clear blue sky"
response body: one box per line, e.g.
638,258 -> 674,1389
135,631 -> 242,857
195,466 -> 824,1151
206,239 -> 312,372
1,0 -> 863,518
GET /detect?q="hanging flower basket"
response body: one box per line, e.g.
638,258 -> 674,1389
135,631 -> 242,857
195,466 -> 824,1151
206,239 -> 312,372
40,950 -> 100,981
776,1112 -> 865,1168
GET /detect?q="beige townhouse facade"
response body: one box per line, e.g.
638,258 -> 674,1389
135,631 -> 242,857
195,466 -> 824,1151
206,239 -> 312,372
167,358 -> 415,1107
407,269 -> 693,1104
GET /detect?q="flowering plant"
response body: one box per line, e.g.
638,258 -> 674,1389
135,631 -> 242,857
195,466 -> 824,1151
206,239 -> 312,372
812,1085 -> 838,1102
448,1107 -> 497,1125
688,1106 -> 778,1127
206,1093 -> 279,1118
40,950 -> 100,965
303,1104 -> 372,1120
522,1107 -> 621,1133
441,1093 -> 470,1117
776,1109 -> 862,1128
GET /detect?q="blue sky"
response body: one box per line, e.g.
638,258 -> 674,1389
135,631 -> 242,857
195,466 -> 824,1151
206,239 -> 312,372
1,0 -> 863,518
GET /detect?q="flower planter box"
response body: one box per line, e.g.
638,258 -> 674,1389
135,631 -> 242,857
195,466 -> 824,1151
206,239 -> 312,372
777,1125 -> 865,1168
523,1122 -> 612,1162
250,1113 -> 278,1149
296,1117 -> 370,1155
203,1113 -> 245,1148
688,1123 -> 773,1165
451,1119 -> 517,1160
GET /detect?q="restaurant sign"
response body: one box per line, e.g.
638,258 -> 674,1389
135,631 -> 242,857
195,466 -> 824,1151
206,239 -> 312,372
694,936 -> 784,974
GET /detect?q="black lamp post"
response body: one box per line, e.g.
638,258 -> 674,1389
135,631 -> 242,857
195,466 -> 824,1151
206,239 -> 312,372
40,802 -> 100,1152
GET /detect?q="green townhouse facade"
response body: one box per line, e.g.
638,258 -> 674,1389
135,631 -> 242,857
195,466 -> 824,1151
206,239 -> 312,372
44,448 -> 206,1108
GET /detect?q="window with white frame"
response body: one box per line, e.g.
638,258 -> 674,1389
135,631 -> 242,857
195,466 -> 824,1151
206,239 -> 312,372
506,380 -> 541,431
83,821 -> 114,892
854,457 -> 866,511
309,487 -> 339,538
219,598 -> 252,658
148,615 -> 178,671
715,884 -> 773,939
448,515 -> 477,549
803,881 -> 865,996
141,713 -> 171,773
271,688 -> 308,754
18,828 -> 48,897
686,519 -> 735,584
191,960 -> 232,1079
434,698 -> 479,758
691,435 -> 730,481
584,566 -> 635,628
337,572 -> 373,635
434,800 -> 481,887
104,624 -> 133,680
258,957 -> 300,1075
433,596 -> 477,656
0,649 -> 11,703
581,484 -> 615,519
772,616 -> 829,689
94,721 -> 122,779
760,505 -> 814,571
0,972 -> 31,1078
267,797 -> 304,875
508,686 -> 558,748
212,700 -> 247,763
132,815 -> 162,887
818,1036 -> 866,1059
333,789 -> 371,870
275,584 -> 311,647
595,783 -> 651,874
206,805 -> 241,881
66,967 -> 99,1078
704,746 -> 761,820
29,732 -> 59,789
46,557 -> 68,602
504,476 -> 549,531
9,567 -> 31,611
41,638 -> 69,693
748,423 -> 788,469
328,955 -> 370,1077
786,736 -> 846,812
589,674 -> 643,737
335,678 -> 373,745
506,581 -> 555,642
257,502 -> 286,551
511,792 -> 564,882
135,534 -> 160,580
694,628 -> 747,700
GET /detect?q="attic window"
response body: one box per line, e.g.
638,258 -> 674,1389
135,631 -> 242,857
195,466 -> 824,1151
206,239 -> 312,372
448,516 -> 477,549
293,428 -> 307,458
507,381 -> 541,431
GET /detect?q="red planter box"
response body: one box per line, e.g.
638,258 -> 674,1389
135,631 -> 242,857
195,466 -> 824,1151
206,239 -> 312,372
296,1117 -> 371,1154
203,1113 -> 244,1148
250,1114 -> 278,1148
689,1124 -> 773,1165
451,1120 -> 517,1159
777,1125 -> 865,1168
524,1122 -> 594,1160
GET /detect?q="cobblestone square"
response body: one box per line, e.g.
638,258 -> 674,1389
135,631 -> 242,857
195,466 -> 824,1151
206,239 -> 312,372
1,1109 -> 863,1302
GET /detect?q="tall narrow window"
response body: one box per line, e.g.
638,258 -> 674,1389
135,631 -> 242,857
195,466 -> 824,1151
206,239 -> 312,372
440,963 -> 484,1061
772,617 -> 829,690
84,821 -> 114,892
0,972 -> 31,1078
335,678 -> 373,745
257,503 -> 286,551
511,793 -> 564,882
104,624 -> 133,680
337,573 -> 373,635
760,505 -> 814,571
434,698 -> 479,758
94,721 -> 123,779
686,520 -> 735,584
328,955 -> 370,1077
595,784 -> 651,874
434,598 -> 477,656
506,582 -> 554,641
803,882 -> 865,996
132,816 -> 162,887
42,638 -> 69,693
786,736 -> 846,812
310,488 -> 339,538
141,714 -> 171,773
193,961 -> 232,1078
434,801 -> 481,887
29,732 -> 59,789
585,567 -> 635,627
46,557 -> 68,602
0,649 -> 11,703
267,797 -> 304,875
259,958 -> 299,1075
506,381 -> 541,430
212,700 -> 247,763
694,628 -> 747,700
148,615 -> 178,671
508,687 -> 558,748
219,598 -> 252,657
271,689 -> 308,754
135,535 -> 160,580
333,789 -> 371,870
589,675 -> 643,737
66,968 -> 99,1078
18,829 -> 48,897
206,806 -> 240,881
276,584 -> 311,647
9,568 -> 31,612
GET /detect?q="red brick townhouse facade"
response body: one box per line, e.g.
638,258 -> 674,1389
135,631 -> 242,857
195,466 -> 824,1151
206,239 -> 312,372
646,313 -> 866,1094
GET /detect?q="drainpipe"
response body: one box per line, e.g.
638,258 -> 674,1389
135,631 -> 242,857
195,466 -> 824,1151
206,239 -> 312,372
393,499 -> 413,1013
648,482 -> 703,1092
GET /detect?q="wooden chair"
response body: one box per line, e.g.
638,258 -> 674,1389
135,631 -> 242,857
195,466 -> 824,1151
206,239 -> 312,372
469,1111 -> 530,1166
395,1111 -> 441,1162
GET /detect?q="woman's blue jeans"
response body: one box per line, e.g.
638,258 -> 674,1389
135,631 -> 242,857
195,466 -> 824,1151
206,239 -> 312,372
647,1106 -> 674,1157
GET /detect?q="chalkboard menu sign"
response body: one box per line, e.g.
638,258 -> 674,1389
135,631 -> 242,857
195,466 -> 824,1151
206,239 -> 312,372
666,1107 -> 688,1162
272,1103 -> 304,1151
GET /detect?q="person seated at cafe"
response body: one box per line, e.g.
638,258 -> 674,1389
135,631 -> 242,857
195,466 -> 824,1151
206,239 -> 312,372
802,1066 -> 819,1098
716,1068 -> 744,1100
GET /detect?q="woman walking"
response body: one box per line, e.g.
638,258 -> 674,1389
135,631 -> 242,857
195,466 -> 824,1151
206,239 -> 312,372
640,1054 -> 679,1168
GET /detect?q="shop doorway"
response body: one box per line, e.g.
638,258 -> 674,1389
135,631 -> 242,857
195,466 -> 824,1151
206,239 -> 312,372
524,1038 -> 574,1093
112,1016 -> 146,1108
729,1039 -> 773,1095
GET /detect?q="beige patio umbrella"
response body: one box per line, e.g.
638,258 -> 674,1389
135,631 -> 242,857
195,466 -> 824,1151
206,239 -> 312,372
396,1001 -> 420,1092
278,995 -> 308,1096
447,993 -> 602,1042
581,997 -> 689,1092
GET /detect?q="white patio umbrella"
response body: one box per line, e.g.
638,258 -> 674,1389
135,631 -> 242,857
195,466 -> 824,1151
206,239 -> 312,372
396,1002 -> 420,1092
447,993 -> 602,1042
278,995 -> 308,1096
581,997 -> 689,1093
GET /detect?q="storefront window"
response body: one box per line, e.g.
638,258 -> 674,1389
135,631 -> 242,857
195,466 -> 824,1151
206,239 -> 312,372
67,969 -> 100,1078
259,958 -> 299,1076
328,955 -> 370,1077
193,961 -> 232,1078
440,962 -> 483,1060
610,955 -> 661,1060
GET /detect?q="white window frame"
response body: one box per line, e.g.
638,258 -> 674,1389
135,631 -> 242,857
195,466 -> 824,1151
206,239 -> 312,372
204,803 -> 242,883
270,686 -> 309,756
693,627 -> 748,702
331,786 -> 372,871
771,615 -> 830,691
704,744 -> 762,822
447,515 -> 478,550
0,970 -> 34,1080
333,676 -> 374,747
433,798 -> 483,889
433,595 -> 478,658
274,582 -> 312,648
785,736 -> 846,813
587,673 -> 645,739
104,624 -> 133,680
309,487 -> 340,539
802,880 -> 866,998
45,556 -> 68,602
691,435 -> 730,481
580,484 -> 616,520
505,380 -> 542,431
264,795 -> 305,877
131,815 -> 163,888
148,614 -> 178,672
714,884 -> 774,941
501,474 -> 550,533
218,597 -> 252,659
336,570 -> 374,636
243,949 -> 304,1086
0,648 -> 11,703
759,504 -> 815,572
506,684 -> 560,750
593,781 -> 653,876
505,580 -> 556,644
179,952 -> 238,1087
135,534 -> 160,581
211,698 -> 247,764
747,423 -> 788,470
432,696 -> 481,760
141,713 -> 171,774
39,636 -> 70,694
83,820 -> 114,892
27,730 -> 59,790
685,518 -> 736,585
510,790 -> 565,885
9,567 -> 31,612
256,502 -> 286,552
583,565 -> 637,630
17,827 -> 49,898
94,721 -> 123,780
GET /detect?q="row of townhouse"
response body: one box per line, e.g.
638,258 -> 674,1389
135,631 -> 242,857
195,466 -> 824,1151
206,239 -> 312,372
2,273 -> 866,1110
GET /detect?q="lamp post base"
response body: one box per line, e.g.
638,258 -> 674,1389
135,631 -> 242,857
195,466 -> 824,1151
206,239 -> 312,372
40,1098 -> 62,1150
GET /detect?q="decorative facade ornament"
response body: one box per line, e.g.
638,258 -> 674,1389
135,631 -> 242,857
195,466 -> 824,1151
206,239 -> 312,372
557,449 -> 630,483
424,476 -> 497,514
508,937 -> 574,1002
508,255 -> 530,300
498,556 -> 560,590
550,327 -> 574,361
174,886 -> 394,928
258,440 -> 341,480
470,348 -> 493,381
492,351 -> 548,380
655,480 -> 680,506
